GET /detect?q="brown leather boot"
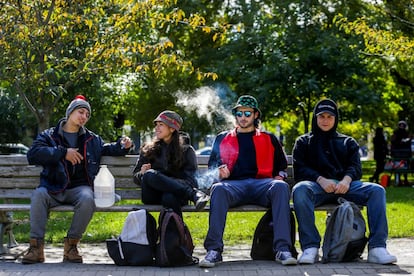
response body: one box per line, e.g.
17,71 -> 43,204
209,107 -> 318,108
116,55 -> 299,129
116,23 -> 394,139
22,238 -> 45,264
63,237 -> 83,263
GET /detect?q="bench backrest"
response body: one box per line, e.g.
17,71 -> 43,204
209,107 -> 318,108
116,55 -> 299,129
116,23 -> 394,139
0,154 -> 294,201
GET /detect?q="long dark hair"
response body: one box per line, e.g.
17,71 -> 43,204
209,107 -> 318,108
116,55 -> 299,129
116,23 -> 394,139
141,130 -> 184,170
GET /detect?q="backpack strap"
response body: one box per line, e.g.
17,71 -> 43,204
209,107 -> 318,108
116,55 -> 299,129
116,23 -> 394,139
117,237 -> 125,260
158,210 -> 173,265
322,208 -> 336,263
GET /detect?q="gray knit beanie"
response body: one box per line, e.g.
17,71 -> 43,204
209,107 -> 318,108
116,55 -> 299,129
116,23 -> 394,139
66,95 -> 91,118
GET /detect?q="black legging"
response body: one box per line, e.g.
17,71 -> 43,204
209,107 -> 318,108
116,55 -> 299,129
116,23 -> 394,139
371,158 -> 385,183
141,169 -> 191,216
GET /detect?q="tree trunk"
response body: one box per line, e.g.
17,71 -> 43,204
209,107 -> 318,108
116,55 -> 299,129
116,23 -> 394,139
37,114 -> 51,134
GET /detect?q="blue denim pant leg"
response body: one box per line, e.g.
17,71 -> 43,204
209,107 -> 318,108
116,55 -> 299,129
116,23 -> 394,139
266,180 -> 293,252
293,180 -> 389,250
204,178 -> 292,253
292,180 -> 326,250
203,179 -> 247,252
340,181 -> 388,249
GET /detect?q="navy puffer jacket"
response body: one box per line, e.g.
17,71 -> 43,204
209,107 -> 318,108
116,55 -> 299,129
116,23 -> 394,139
27,119 -> 128,194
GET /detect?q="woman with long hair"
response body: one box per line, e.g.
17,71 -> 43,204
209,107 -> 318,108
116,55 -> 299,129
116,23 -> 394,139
133,110 -> 209,216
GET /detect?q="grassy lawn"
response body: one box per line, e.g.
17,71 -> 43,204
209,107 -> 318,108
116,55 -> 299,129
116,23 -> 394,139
9,160 -> 414,245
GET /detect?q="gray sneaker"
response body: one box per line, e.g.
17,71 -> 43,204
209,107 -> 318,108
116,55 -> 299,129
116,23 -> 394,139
367,247 -> 397,264
199,250 -> 223,268
298,247 -> 319,264
275,251 -> 297,265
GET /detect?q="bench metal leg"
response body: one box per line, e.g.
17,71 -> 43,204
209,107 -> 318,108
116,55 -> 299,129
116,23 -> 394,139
0,223 -> 9,255
6,223 -> 18,249
0,211 -> 18,255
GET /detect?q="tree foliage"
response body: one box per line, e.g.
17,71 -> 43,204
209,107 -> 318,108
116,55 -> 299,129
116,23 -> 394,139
0,0 -> 216,139
0,92 -> 34,143
335,0 -> 414,130
181,0 -> 413,149
1,0 -> 413,150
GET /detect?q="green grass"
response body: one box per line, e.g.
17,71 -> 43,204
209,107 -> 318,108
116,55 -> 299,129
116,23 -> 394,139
9,161 -> 414,245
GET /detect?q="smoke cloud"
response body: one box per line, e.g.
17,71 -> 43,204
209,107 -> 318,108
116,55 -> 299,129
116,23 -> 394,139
196,167 -> 220,190
176,85 -> 237,190
175,86 -> 235,128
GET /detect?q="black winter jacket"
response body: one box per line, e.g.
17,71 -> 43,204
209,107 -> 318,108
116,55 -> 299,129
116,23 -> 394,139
293,99 -> 362,182
132,142 -> 198,189
293,132 -> 361,182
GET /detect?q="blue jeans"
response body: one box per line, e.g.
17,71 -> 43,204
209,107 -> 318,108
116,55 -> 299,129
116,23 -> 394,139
204,178 -> 292,253
292,180 -> 388,251
30,186 -> 95,239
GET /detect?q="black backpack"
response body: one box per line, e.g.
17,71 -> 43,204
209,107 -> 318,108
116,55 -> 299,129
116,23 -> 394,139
322,198 -> 368,263
250,208 -> 298,260
155,208 -> 199,267
106,209 -> 157,266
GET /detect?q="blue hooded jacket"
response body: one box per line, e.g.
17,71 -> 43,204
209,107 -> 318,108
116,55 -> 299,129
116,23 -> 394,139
27,119 -> 129,194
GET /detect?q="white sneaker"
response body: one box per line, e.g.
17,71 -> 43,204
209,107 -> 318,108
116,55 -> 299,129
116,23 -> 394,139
367,247 -> 397,264
298,247 -> 319,264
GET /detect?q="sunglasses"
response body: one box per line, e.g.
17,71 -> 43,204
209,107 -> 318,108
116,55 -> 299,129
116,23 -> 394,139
235,110 -> 253,118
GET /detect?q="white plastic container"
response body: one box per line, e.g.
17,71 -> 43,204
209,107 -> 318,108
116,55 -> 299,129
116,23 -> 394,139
94,165 -> 115,207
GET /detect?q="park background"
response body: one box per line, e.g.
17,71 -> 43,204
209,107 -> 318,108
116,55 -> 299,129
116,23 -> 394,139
0,1 -> 413,245
0,0 -> 413,155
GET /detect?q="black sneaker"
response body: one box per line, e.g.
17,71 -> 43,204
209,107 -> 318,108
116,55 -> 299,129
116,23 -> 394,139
199,250 -> 222,268
193,190 -> 210,210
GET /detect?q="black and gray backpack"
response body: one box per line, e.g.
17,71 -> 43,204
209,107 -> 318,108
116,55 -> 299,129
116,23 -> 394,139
322,198 -> 368,263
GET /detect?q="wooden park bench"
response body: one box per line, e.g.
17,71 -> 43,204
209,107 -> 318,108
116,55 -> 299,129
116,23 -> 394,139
0,154 -> 338,256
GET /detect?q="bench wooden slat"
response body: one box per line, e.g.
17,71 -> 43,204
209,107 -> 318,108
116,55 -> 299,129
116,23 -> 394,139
0,166 -> 41,177
0,156 -> 28,166
0,203 -> 338,213
0,178 -> 140,189
0,153 -> 336,212
0,189 -> 141,200
0,178 -> 39,189
0,155 -> 138,167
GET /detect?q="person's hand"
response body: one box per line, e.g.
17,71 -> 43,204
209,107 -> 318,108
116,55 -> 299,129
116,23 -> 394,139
218,164 -> 230,179
65,148 -> 83,165
334,176 -> 352,194
317,177 -> 337,193
140,163 -> 151,174
334,181 -> 350,194
121,136 -> 133,149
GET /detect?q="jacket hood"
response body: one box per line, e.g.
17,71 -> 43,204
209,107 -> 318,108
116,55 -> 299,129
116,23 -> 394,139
311,99 -> 339,136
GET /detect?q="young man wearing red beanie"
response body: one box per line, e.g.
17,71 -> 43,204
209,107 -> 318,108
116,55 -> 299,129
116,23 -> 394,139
23,95 -> 133,264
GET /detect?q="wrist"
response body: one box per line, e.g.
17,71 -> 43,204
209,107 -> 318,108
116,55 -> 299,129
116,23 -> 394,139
316,176 -> 323,184
342,175 -> 352,185
278,171 -> 288,179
